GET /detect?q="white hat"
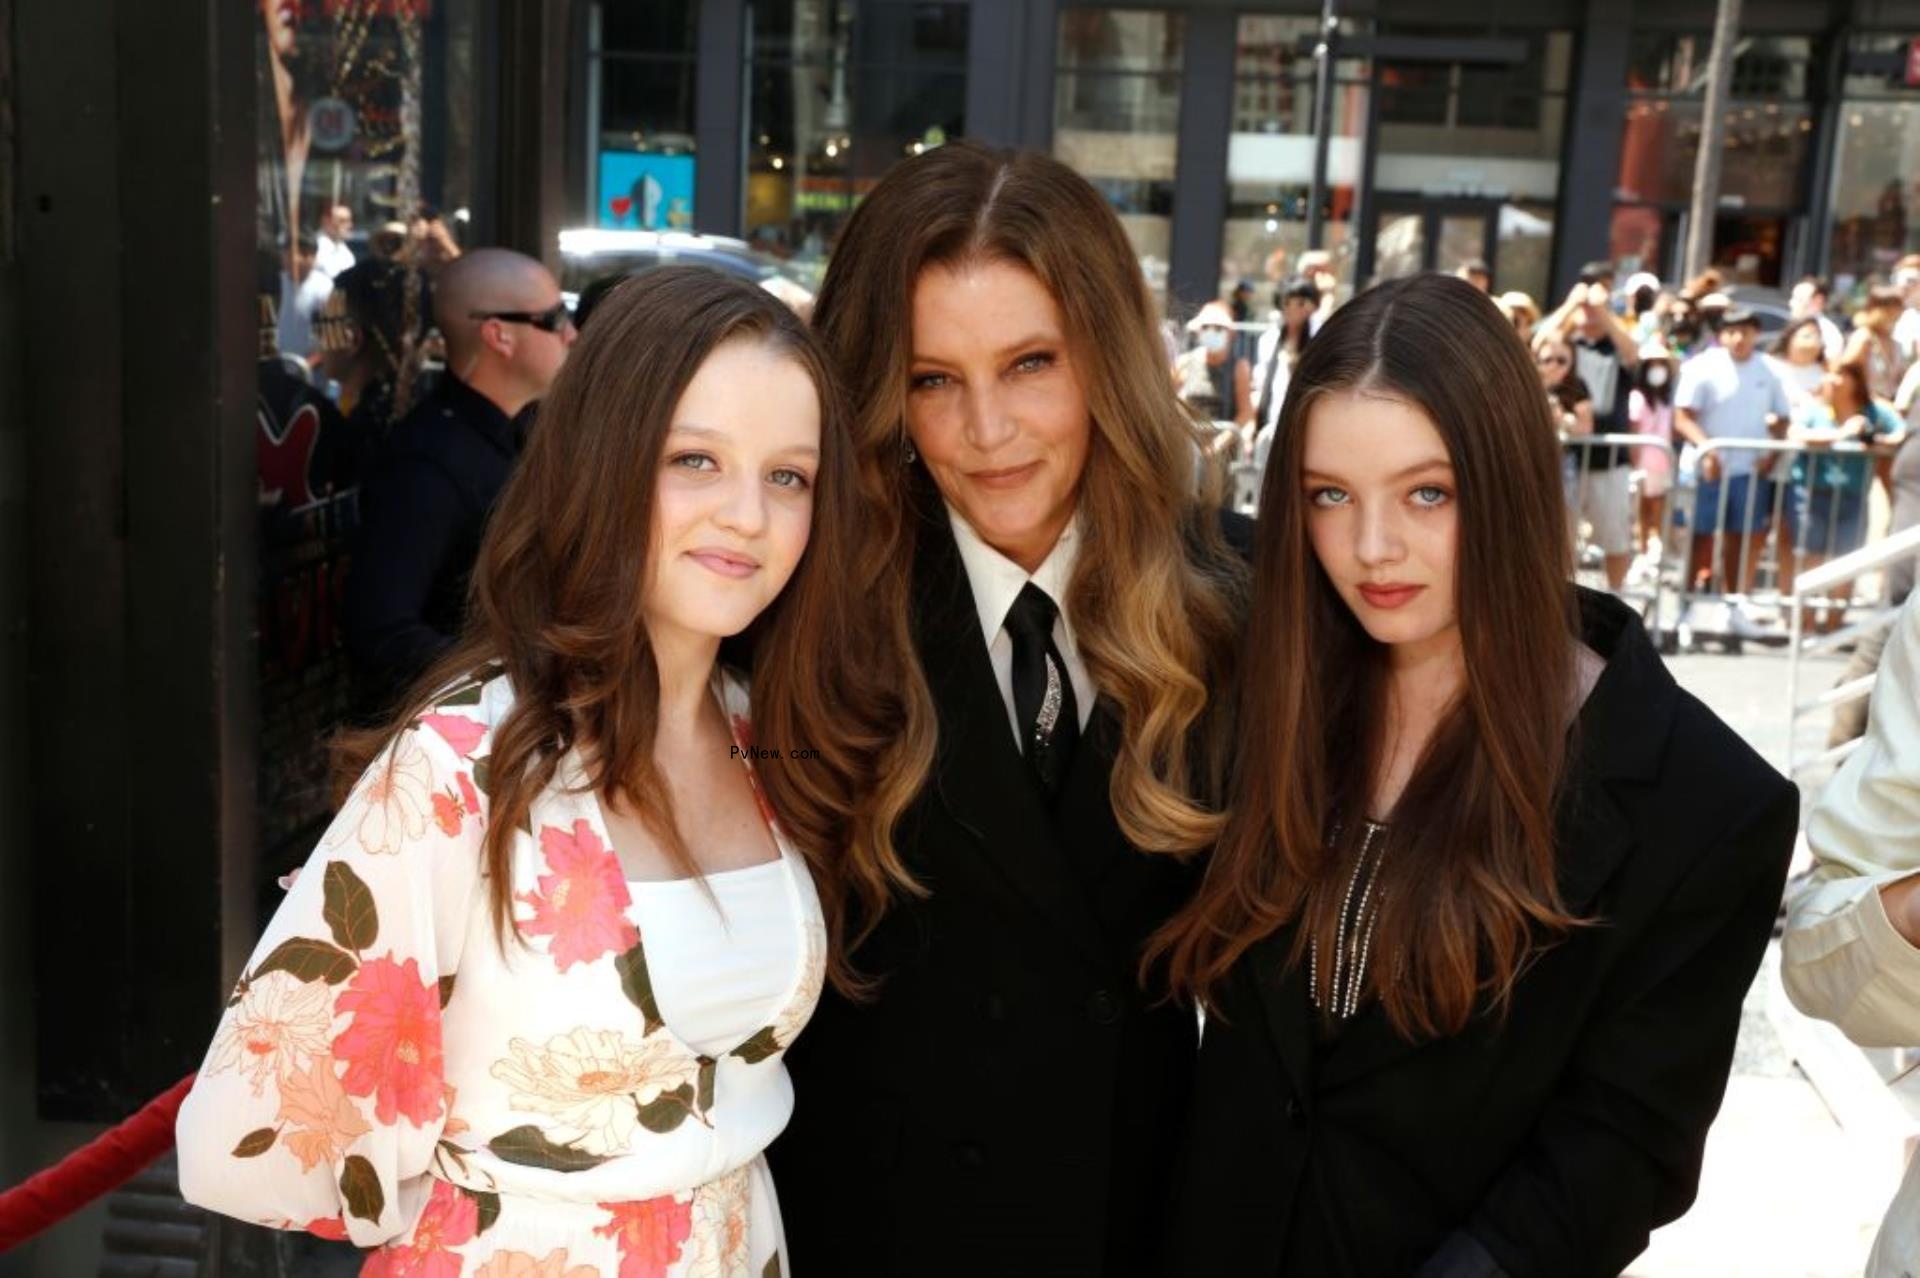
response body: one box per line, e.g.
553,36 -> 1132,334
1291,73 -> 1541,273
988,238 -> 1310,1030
1624,271 -> 1661,295
1186,300 -> 1236,332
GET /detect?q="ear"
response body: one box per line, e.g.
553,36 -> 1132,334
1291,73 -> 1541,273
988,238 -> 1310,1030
481,319 -> 515,360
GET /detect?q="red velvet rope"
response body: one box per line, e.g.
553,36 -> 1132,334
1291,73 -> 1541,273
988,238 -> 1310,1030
0,1073 -> 197,1252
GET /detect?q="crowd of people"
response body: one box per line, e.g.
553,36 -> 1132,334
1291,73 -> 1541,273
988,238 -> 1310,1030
184,141 -> 1920,1278
1184,254 -> 1920,657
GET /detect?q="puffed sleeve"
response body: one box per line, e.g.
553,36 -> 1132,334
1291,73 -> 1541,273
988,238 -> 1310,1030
1784,593 -> 1920,1046
175,716 -> 485,1245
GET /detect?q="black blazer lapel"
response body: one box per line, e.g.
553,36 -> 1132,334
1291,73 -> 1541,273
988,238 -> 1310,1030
912,506 -> 1114,972
1247,925 -> 1316,1105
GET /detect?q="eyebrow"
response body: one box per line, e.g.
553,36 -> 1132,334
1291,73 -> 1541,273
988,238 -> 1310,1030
668,424 -> 820,457
910,332 -> 1063,367
1304,458 -> 1453,484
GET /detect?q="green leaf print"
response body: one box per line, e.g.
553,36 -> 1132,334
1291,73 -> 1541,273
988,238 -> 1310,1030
464,1187 -> 502,1236
696,1056 -> 716,1113
437,974 -> 457,1008
339,1155 -> 385,1223
635,1082 -> 698,1134
230,1127 -> 277,1158
730,1026 -> 781,1065
615,943 -> 665,1035
486,1125 -> 616,1173
763,1257 -> 782,1278
472,756 -> 491,795
322,862 -> 379,953
252,936 -> 357,987
439,682 -> 485,707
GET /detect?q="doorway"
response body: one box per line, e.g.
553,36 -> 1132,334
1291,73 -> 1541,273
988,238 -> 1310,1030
1371,197 -> 1500,283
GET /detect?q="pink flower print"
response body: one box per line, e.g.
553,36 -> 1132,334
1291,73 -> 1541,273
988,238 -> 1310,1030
474,1251 -> 601,1278
516,820 -> 637,972
332,955 -> 445,1127
204,969 -> 334,1095
419,712 -> 487,758
305,1215 -> 349,1241
594,1194 -> 694,1278
363,1178 -> 476,1278
456,771 -> 483,818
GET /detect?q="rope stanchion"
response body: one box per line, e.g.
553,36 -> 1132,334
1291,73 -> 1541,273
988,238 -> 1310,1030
0,1073 -> 196,1253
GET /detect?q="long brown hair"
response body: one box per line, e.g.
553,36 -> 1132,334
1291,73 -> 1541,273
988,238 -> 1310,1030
812,140 -> 1246,895
1151,274 -> 1584,1039
335,266 -> 893,996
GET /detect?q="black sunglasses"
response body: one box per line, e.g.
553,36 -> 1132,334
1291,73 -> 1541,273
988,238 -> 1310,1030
471,302 -> 572,333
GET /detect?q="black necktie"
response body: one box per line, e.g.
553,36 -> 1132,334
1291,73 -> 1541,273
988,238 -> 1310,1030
1005,583 -> 1080,798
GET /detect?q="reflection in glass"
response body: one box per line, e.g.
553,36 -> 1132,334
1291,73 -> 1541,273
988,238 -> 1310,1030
744,7 -> 968,282
1374,212 -> 1425,282
1495,203 -> 1555,303
1219,79 -> 1367,304
1827,100 -> 1920,291
1056,10 -> 1183,307
1617,98 -> 1812,208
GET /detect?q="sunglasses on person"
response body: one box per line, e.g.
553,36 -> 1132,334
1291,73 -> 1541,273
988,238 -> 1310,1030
470,301 -> 573,333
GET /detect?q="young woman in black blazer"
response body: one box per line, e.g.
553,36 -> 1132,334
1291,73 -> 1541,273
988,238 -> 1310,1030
1151,274 -> 1796,1278
767,142 -> 1248,1276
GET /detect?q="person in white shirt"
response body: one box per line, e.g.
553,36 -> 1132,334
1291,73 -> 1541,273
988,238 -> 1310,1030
1783,592 -> 1920,1278
315,201 -> 358,283
1789,275 -> 1846,362
274,231 -> 333,364
1250,275 -> 1320,445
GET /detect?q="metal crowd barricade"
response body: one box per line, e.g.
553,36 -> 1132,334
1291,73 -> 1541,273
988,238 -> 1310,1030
1673,438 -> 1878,652
1562,433 -> 1676,649
1784,522 -> 1920,778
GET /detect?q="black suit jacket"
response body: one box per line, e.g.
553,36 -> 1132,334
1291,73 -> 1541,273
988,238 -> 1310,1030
771,501 -> 1248,1277
343,374 -> 524,718
1165,589 -> 1797,1278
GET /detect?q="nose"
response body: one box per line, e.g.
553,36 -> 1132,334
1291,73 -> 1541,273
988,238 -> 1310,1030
713,467 -> 769,538
560,315 -> 579,346
961,380 -> 1017,453
1353,499 -> 1404,569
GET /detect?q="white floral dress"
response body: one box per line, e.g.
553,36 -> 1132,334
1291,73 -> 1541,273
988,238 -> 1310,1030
175,669 -> 826,1278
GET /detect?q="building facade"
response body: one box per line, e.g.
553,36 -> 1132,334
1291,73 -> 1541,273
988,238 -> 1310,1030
586,0 -> 1920,312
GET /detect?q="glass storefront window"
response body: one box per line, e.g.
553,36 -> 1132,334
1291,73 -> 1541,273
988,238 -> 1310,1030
1616,97 -> 1813,208
1626,32 -> 1810,98
745,2 -> 968,280
1055,9 -> 1185,307
588,2 -> 699,230
1828,100 -> 1920,293
1221,50 -> 1367,305
253,0 -> 479,869
1494,202 -> 1555,302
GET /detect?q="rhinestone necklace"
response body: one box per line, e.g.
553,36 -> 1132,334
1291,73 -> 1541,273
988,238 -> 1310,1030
1308,819 -> 1390,1021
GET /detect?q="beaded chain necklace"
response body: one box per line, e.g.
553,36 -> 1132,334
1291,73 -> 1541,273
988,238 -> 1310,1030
1308,819 -> 1390,1021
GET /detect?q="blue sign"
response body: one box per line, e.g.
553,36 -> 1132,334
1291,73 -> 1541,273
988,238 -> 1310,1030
598,152 -> 696,230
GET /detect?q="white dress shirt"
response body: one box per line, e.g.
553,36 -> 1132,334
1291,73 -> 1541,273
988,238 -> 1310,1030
946,505 -> 1096,754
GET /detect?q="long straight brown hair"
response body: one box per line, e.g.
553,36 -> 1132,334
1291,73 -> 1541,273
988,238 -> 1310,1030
812,140 -> 1246,894
1151,274 -> 1584,1039
335,266 -> 898,997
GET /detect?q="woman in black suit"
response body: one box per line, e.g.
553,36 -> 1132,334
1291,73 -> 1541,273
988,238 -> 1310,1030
768,142 -> 1247,1276
1151,274 -> 1795,1277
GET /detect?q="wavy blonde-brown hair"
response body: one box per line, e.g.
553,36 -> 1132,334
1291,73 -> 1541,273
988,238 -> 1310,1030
812,140 -> 1245,887
334,267 -> 902,997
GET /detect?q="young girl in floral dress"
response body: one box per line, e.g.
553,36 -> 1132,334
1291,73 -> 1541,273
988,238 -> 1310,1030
176,267 -> 895,1277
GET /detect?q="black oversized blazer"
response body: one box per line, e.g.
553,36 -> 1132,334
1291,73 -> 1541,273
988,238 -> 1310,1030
769,497 -> 1249,1278
1164,589 -> 1797,1278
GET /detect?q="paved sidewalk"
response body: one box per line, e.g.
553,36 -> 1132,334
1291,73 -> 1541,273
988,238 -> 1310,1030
1625,645 -> 1907,1278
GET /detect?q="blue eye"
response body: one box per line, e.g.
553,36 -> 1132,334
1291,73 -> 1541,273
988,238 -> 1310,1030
910,371 -> 950,391
769,468 -> 812,490
1309,486 -> 1350,508
1412,485 -> 1451,508
1013,352 -> 1055,374
672,452 -> 718,472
